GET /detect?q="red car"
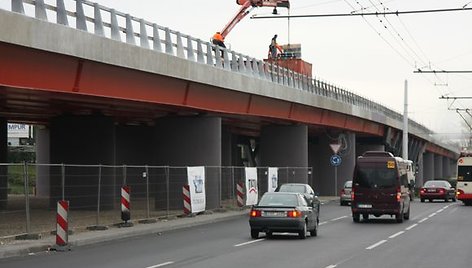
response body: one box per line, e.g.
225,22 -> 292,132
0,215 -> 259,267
420,180 -> 456,203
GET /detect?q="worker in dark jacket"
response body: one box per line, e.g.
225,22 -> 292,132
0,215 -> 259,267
269,34 -> 283,59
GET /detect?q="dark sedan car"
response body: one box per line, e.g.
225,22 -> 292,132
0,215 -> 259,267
420,180 -> 456,202
249,192 -> 319,239
275,183 -> 316,205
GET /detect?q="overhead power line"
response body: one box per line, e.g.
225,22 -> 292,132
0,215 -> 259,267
251,7 -> 472,19
414,70 -> 472,74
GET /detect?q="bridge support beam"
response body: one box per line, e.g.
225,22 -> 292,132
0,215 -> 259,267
416,153 -> 424,188
0,118 -> 7,210
310,132 -> 356,196
260,125 -> 308,183
50,114 -> 115,209
153,117 -> 222,210
423,152 -> 434,182
35,127 -> 50,197
434,154 -> 444,180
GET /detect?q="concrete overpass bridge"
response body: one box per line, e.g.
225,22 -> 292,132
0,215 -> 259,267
0,0 -> 459,208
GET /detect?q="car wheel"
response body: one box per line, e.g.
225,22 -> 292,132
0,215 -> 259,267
420,198 -> 425,203
396,212 -> 404,223
429,199 -> 433,203
251,229 -> 259,239
265,231 -> 273,239
404,206 -> 410,220
340,200 -> 344,206
299,221 -> 307,239
362,214 -> 369,221
445,198 -> 449,203
452,197 -> 456,202
353,213 -> 360,223
310,218 -> 318,237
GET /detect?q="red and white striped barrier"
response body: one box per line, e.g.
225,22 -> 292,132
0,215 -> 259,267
237,182 -> 245,207
121,186 -> 131,223
183,185 -> 191,215
55,200 -> 69,250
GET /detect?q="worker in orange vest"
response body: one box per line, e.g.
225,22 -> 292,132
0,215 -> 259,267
212,32 -> 226,48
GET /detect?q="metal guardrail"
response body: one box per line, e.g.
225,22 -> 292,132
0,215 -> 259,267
5,0 -> 456,151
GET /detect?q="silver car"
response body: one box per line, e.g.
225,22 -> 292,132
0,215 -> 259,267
340,180 -> 352,206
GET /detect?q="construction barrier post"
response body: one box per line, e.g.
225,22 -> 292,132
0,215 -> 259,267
183,185 -> 191,215
237,182 -> 245,208
52,200 -> 70,251
120,185 -> 133,227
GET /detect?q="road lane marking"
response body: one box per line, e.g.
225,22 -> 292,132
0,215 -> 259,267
324,265 -> 337,268
319,221 -> 328,225
146,262 -> 174,268
234,238 -> 264,247
389,231 -> 405,239
428,212 -> 436,217
437,209 -> 444,213
331,216 -> 348,221
366,240 -> 387,250
405,224 -> 418,231
418,217 -> 428,223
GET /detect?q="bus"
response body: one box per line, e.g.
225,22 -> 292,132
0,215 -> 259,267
457,155 -> 472,206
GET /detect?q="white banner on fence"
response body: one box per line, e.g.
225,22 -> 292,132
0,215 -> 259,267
245,167 -> 258,205
187,166 -> 206,213
268,167 -> 278,192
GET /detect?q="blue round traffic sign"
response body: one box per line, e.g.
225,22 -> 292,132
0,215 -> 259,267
330,155 -> 342,167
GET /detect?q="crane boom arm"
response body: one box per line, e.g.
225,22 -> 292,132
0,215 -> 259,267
220,0 -> 290,39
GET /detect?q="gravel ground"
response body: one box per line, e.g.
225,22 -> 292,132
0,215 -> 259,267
0,195 -> 239,242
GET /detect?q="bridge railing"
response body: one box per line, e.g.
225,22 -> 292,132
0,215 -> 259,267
7,0 -> 433,140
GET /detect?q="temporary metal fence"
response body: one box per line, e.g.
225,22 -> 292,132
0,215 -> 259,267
0,163 -> 312,240
4,0 -> 438,139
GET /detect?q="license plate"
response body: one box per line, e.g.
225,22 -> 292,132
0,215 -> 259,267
427,189 -> 436,192
358,204 -> 372,208
263,211 -> 286,217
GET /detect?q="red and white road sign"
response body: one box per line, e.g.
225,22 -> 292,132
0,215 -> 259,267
236,182 -> 245,207
330,143 -> 342,154
183,185 -> 191,214
121,186 -> 131,222
55,200 -> 69,246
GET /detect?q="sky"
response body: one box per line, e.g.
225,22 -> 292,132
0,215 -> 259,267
2,0 -> 472,144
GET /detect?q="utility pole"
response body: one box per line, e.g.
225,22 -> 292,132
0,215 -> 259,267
403,80 -> 408,160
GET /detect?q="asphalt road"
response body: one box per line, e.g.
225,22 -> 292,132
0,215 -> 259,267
1,200 -> 470,268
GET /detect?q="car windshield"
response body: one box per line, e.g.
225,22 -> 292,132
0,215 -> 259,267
424,181 -> 448,188
278,185 -> 306,193
258,193 -> 299,206
355,163 -> 397,189
344,181 -> 352,188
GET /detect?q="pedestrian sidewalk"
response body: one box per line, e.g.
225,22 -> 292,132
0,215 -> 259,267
0,197 -> 338,259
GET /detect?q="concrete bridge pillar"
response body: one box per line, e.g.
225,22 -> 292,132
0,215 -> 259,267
50,114 -> 115,209
310,132 -> 356,196
115,124 -> 154,198
416,153 -> 424,188
0,118 -> 7,210
356,144 -> 385,156
260,125 -> 308,183
35,127 -> 50,197
153,117 -> 222,210
423,152 -> 434,183
442,157 -> 452,179
450,158 -> 458,178
434,154 -> 444,180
